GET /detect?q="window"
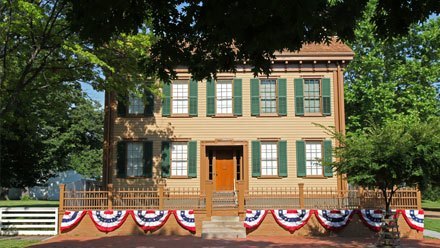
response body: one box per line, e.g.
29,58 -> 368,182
128,94 -> 145,114
126,143 -> 144,177
306,141 -> 323,176
260,79 -> 277,114
216,80 -> 233,114
261,142 -> 278,176
171,142 -> 188,176
304,79 -> 321,113
172,80 -> 189,114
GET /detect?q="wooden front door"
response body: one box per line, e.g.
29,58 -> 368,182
215,150 -> 234,191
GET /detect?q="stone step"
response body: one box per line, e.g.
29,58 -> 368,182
202,222 -> 244,229
210,216 -> 239,222
201,230 -> 246,239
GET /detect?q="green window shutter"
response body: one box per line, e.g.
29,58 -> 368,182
187,141 -> 197,178
250,79 -> 260,116
322,78 -> 331,116
278,78 -> 287,116
161,141 -> 170,178
233,78 -> 242,116
116,141 -> 126,178
162,83 -> 171,116
144,90 -> 155,116
189,80 -> 198,116
206,79 -> 215,116
278,140 -> 288,177
323,140 -> 333,177
143,141 -> 153,178
296,140 -> 306,177
117,95 -> 127,117
251,141 -> 261,177
294,78 -> 304,116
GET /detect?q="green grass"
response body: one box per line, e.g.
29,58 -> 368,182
422,200 -> 440,210
0,239 -> 40,248
425,218 -> 440,233
0,200 -> 59,207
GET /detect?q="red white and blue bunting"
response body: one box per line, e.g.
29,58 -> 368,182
399,209 -> 424,232
174,210 -> 196,232
271,209 -> 312,231
60,210 -> 87,232
358,209 -> 385,232
89,210 -> 130,232
244,210 -> 267,229
315,210 -> 354,230
131,210 -> 171,231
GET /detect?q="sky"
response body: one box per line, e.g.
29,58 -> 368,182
81,82 -> 104,106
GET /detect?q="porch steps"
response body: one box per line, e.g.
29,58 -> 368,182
201,216 -> 246,239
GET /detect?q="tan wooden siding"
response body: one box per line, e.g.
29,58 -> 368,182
111,71 -> 339,188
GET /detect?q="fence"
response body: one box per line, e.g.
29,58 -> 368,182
59,182 -> 421,212
0,207 -> 58,235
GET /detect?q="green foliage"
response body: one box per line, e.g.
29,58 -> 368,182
345,1 -> 440,131
20,195 -> 31,201
0,239 -> 39,248
328,117 -> 440,211
0,200 -> 59,207
68,0 -> 439,81
423,185 -> 440,202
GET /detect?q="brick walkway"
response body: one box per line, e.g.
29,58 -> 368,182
31,236 -> 440,248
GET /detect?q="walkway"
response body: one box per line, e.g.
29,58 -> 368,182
31,236 -> 440,248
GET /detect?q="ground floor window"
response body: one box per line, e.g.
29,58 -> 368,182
171,142 -> 188,176
261,142 -> 278,176
127,142 -> 144,177
306,141 -> 323,176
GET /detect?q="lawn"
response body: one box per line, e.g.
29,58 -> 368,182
0,239 -> 40,248
425,218 -> 440,233
0,200 -> 59,207
422,200 -> 440,210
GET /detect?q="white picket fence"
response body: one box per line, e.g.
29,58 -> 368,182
0,207 -> 58,235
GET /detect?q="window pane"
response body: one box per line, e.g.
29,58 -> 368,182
172,81 -> 189,114
261,142 -> 278,176
304,79 -> 321,113
171,142 -> 188,176
128,94 -> 145,114
216,80 -> 233,114
306,142 -> 322,176
126,143 -> 144,177
260,79 -> 277,113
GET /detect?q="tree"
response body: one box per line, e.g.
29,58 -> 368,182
345,1 -> 440,132
326,116 -> 440,214
67,0 -> 440,81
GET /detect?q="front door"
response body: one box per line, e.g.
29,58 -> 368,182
215,150 -> 234,191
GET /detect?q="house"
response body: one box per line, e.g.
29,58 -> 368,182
102,39 -> 353,194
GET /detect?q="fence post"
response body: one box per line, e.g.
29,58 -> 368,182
416,187 -> 422,210
237,181 -> 245,215
205,181 -> 213,217
158,184 -> 164,210
59,184 -> 65,211
107,184 -> 113,209
298,183 -> 305,209
358,187 -> 364,209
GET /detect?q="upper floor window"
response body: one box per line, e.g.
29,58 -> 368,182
304,79 -> 321,114
172,80 -> 189,114
305,141 -> 323,176
128,94 -> 145,115
216,80 -> 233,114
171,142 -> 188,176
261,142 -> 278,176
260,79 -> 277,114
126,142 -> 144,177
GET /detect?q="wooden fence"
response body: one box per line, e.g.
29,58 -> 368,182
0,207 -> 58,235
59,183 -> 421,212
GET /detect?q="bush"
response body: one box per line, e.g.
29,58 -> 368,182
423,185 -> 440,201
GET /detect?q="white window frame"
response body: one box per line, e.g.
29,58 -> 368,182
305,141 -> 323,176
260,79 -> 277,114
172,80 -> 189,115
171,142 -> 188,177
128,94 -> 145,115
216,80 -> 233,115
303,79 -> 322,114
261,142 -> 278,176
126,142 -> 144,177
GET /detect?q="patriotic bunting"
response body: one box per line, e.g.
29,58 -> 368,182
271,209 -> 312,231
131,210 -> 171,231
244,210 -> 267,229
315,210 -> 354,230
60,210 -> 87,232
174,210 -> 196,232
399,209 -> 424,231
358,209 -> 385,232
89,210 -> 130,232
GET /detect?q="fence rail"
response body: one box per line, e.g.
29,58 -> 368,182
0,207 -> 58,235
59,183 -> 421,212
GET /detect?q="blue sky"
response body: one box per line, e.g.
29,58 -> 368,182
81,82 -> 104,106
